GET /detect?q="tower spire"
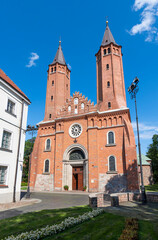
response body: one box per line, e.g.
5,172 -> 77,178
52,41 -> 66,65
101,21 -> 117,46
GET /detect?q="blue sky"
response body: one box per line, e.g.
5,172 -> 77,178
0,0 -> 158,154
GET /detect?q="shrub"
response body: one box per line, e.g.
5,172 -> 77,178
64,185 -> 69,190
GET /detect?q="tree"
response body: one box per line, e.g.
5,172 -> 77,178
146,134 -> 158,183
22,137 -> 35,183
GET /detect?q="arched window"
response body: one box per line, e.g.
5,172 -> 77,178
108,102 -> 111,108
108,131 -> 114,144
69,150 -> 85,160
106,64 -> 109,70
68,106 -> 71,112
51,67 -> 53,73
46,139 -> 51,151
109,156 -> 116,172
74,98 -> 78,105
44,159 -> 50,173
107,81 -> 110,87
108,48 -> 111,54
91,118 -> 94,127
104,49 -> 106,55
54,66 -> 56,72
81,103 -> 84,109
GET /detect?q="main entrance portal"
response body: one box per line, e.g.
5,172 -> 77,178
72,166 -> 83,190
63,144 -> 88,191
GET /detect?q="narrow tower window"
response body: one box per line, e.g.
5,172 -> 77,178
108,102 -> 111,108
51,67 -> 53,73
45,139 -> 51,151
108,131 -> 114,144
51,96 -> 53,101
109,156 -> 116,172
104,49 -> 106,55
49,114 -> 51,119
54,66 -> 56,72
52,81 -> 54,86
44,159 -> 50,173
108,48 -> 111,54
107,81 -> 110,87
106,64 -> 109,70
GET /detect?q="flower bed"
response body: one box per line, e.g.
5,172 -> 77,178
118,218 -> 139,240
3,209 -> 104,240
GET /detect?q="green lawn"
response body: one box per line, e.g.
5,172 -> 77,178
44,212 -> 124,240
139,220 -> 158,240
0,206 -> 158,240
145,183 -> 158,192
0,206 -> 91,239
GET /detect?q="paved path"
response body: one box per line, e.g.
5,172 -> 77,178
103,201 -> 158,221
0,191 -> 89,220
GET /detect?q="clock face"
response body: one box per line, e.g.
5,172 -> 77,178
69,123 -> 82,138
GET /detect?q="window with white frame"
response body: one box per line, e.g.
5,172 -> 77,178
74,98 -> 78,105
0,166 -> 7,185
108,131 -> 114,144
68,106 -> 71,112
7,99 -> 15,115
109,156 -> 116,171
81,103 -> 84,109
44,159 -> 49,173
45,139 -> 51,151
1,130 -> 11,150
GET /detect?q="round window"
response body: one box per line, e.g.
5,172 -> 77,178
69,123 -> 82,138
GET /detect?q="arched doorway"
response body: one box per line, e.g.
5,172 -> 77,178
70,150 -> 85,190
63,144 -> 88,191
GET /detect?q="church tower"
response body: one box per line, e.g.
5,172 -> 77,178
44,41 -> 71,121
96,21 -> 126,111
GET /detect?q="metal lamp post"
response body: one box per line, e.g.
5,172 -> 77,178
25,125 -> 38,199
128,77 -> 147,204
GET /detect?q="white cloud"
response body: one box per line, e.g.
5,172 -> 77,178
26,52 -> 39,68
129,0 -> 158,41
67,63 -> 72,70
132,122 -> 158,139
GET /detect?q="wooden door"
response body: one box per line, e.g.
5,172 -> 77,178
72,166 -> 83,190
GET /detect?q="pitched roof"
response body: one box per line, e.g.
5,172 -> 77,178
52,41 -> 66,65
0,68 -> 30,103
101,21 -> 117,46
137,154 -> 151,166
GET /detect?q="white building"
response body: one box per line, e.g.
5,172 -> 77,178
0,69 -> 31,203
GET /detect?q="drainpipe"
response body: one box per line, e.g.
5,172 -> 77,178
13,99 -> 24,202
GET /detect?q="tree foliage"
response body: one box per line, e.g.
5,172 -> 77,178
22,137 -> 35,183
146,134 -> 158,183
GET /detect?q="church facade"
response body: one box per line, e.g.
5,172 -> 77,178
30,22 -> 139,193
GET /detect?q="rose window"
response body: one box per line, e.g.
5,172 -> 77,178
69,123 -> 82,138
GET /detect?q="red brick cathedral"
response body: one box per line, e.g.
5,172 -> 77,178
30,22 -> 139,193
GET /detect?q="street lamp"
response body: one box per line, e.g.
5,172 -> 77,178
25,125 -> 38,198
128,77 -> 147,204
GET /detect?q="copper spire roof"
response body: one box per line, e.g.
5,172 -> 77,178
52,41 -> 66,65
0,68 -> 30,102
101,21 -> 117,46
